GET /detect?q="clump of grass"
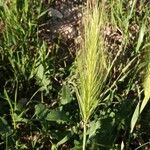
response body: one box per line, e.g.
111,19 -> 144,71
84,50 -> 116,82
75,1 -> 108,149
130,9 -> 150,133
0,1 -> 52,148
1,0 -> 45,71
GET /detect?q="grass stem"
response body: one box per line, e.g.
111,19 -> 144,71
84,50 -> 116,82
83,123 -> 87,150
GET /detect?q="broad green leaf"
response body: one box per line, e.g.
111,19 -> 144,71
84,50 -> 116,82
35,64 -> 51,92
130,102 -> 140,133
46,110 -> 69,123
61,84 -> 72,105
87,120 -> 101,139
35,104 -> 49,120
36,64 -> 44,80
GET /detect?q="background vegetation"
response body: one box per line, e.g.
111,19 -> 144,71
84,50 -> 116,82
0,0 -> 150,149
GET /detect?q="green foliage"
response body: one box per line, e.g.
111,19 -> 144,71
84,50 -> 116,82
0,0 -> 150,149
60,84 -> 72,105
35,103 -> 69,123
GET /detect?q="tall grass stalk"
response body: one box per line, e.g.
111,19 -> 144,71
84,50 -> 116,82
75,1 -> 108,149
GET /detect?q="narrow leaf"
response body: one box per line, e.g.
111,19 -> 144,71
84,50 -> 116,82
140,96 -> 149,113
135,22 -> 146,53
141,70 -> 150,113
130,102 -> 140,133
56,133 -> 72,147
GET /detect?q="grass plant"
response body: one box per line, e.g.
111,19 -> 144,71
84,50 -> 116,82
0,0 -> 53,148
75,1 -> 108,149
131,24 -> 150,133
